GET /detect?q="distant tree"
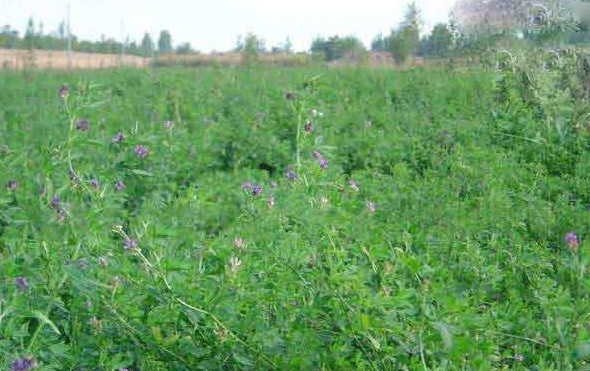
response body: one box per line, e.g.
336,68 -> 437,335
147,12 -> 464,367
176,42 -> 193,54
236,33 -> 265,66
388,30 -> 411,63
234,32 -> 265,53
385,2 -> 422,63
310,35 -> 366,62
419,23 -> 453,57
157,30 -> 172,53
371,33 -> 388,52
1,25 -> 19,49
283,36 -> 293,53
24,17 -> 35,49
141,33 -> 154,56
126,40 -> 139,55
401,2 -> 421,56
58,20 -> 66,40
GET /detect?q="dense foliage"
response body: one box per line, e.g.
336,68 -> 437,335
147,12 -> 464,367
1,61 -> 590,370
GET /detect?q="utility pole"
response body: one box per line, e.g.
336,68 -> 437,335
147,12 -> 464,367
120,19 -> 126,66
66,2 -> 72,70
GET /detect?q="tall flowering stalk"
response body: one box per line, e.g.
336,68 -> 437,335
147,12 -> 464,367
59,84 -> 92,194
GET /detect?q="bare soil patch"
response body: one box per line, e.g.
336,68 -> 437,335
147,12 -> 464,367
0,49 -> 150,70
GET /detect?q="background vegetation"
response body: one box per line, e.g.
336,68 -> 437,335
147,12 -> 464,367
2,1 -> 590,370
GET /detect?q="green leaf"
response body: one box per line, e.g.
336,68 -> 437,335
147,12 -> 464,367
31,310 -> 61,336
232,352 -> 253,367
433,322 -> 453,351
131,169 -> 155,177
573,341 -> 590,360
80,139 -> 105,147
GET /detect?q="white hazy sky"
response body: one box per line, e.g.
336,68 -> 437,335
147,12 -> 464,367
1,0 -> 458,52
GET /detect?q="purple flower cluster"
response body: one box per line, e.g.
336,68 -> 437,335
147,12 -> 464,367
10,356 -> 36,371
7,179 -> 17,191
89,178 -> 100,189
111,131 -> 124,144
241,182 -> 262,196
14,276 -> 28,291
163,120 -> 174,129
285,166 -> 297,181
68,169 -> 78,186
134,145 -> 149,159
124,238 -> 138,250
58,84 -> 69,99
565,231 -> 579,252
50,195 -> 67,221
114,180 -> 126,191
311,150 -> 328,169
76,120 -> 89,131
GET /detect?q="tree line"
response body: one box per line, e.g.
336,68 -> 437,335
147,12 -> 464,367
0,18 -> 179,57
1,1 -> 589,61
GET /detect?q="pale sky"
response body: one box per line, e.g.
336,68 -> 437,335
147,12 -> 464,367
1,0 -> 458,52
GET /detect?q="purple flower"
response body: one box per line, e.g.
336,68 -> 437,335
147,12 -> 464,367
114,180 -> 126,191
318,158 -> 328,170
76,119 -> 89,131
124,238 -> 137,250
38,186 -> 45,196
312,150 -> 322,159
163,120 -> 174,129
58,84 -> 69,99
56,209 -> 67,222
565,232 -> 579,252
68,169 -> 78,185
251,184 -> 262,196
10,356 -> 36,371
241,182 -> 262,196
89,178 -> 99,189
304,120 -> 312,133
134,145 -> 149,159
50,195 -> 61,210
14,276 -> 28,291
7,179 -> 17,190
349,179 -> 359,191
366,201 -> 375,213
111,131 -> 124,143
285,167 -> 297,180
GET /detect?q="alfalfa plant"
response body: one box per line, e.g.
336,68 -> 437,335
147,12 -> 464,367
491,2 -> 590,140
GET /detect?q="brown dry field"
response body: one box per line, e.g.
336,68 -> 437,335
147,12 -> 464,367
0,48 -> 450,71
0,49 -> 150,70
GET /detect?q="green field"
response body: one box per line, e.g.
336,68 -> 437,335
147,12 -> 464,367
1,65 -> 590,370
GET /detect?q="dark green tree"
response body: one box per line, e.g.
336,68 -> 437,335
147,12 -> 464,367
141,33 -> 155,56
175,42 -> 193,54
24,17 -> 35,49
0,25 -> 19,49
157,30 -> 172,53
310,35 -> 366,61
371,33 -> 388,51
419,23 -> 453,57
